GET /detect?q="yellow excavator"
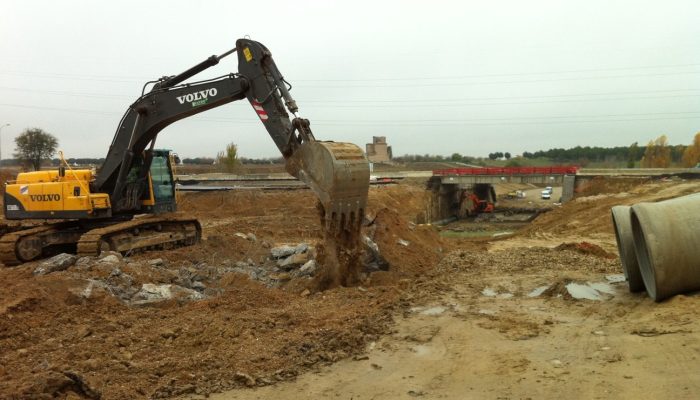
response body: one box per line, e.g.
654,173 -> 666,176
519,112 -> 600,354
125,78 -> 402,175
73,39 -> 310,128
1,38 -> 370,265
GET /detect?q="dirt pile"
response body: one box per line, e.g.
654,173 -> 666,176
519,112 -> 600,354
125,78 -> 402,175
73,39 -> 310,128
555,241 -> 617,259
439,246 -> 620,278
522,180 -> 700,239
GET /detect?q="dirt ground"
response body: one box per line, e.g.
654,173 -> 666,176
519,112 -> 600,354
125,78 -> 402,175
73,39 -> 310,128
1,177 -> 700,399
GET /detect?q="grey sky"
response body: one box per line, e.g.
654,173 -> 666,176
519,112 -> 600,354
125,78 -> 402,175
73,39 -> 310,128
1,0 -> 699,159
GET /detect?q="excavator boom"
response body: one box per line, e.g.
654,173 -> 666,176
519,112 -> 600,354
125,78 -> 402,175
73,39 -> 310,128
94,38 -> 369,230
1,38 -> 369,264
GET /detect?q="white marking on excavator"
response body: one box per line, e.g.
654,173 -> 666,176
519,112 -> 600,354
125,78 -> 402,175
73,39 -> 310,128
251,101 -> 269,120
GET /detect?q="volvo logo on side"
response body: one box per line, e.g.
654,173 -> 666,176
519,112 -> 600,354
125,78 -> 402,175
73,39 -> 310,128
29,194 -> 61,202
177,88 -> 218,107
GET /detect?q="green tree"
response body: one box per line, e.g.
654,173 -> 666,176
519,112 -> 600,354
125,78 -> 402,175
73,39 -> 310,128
216,142 -> 240,173
14,128 -> 58,171
504,152 -> 511,160
627,142 -> 638,168
505,159 -> 521,167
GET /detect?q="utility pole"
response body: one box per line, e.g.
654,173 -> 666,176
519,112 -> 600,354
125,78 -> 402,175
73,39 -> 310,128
0,123 -> 9,166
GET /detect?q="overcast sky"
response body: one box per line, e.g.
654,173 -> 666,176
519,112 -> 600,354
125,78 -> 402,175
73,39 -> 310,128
1,0 -> 699,159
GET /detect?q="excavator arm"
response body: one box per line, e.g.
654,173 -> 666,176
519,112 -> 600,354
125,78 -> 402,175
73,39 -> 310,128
94,38 -> 369,230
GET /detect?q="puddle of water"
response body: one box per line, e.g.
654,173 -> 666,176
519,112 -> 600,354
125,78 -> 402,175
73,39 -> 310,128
528,285 -> 549,297
605,274 -> 626,283
421,306 -> 446,316
492,231 -> 514,238
480,287 -> 512,299
588,282 -> 616,295
565,282 -> 617,300
413,345 -> 431,356
566,283 -> 602,300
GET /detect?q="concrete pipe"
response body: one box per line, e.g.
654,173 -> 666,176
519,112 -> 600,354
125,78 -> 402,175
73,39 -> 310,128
610,206 -> 645,292
630,193 -> 700,301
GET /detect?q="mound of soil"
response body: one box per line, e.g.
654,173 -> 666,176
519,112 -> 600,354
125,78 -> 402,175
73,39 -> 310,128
555,242 -> 617,259
522,180 -> 700,239
0,183 -> 447,399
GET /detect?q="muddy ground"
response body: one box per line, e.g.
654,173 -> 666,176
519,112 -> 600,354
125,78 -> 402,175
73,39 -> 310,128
1,177 -> 699,399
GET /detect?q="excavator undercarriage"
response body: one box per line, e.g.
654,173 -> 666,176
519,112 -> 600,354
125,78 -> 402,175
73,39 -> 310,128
0,216 -> 200,265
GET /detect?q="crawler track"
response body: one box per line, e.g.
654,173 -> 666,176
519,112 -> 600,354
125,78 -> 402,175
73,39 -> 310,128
0,215 -> 201,266
77,215 -> 200,257
0,224 -> 64,266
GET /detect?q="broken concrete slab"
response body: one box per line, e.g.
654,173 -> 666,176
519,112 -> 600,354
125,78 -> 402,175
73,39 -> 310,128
271,245 -> 297,259
148,258 -> 165,267
297,260 -> 317,276
33,253 -> 77,275
278,252 -> 309,269
98,255 -> 121,265
130,283 -> 204,305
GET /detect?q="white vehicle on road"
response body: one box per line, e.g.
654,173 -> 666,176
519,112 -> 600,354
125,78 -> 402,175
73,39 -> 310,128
541,190 -> 551,200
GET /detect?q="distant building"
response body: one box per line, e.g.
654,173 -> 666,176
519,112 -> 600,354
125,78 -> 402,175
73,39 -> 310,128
365,136 -> 392,163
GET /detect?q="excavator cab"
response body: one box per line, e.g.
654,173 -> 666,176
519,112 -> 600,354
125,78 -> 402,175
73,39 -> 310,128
137,149 -> 178,214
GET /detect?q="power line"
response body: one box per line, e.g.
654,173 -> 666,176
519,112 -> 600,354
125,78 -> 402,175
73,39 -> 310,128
189,113 -> 700,126
0,63 -> 700,88
2,103 -> 698,127
302,89 -> 700,104
306,94 -> 700,108
0,71 -> 145,84
2,62 -> 699,83
1,86 -> 698,107
297,71 -> 700,88
295,63 -> 700,82
0,103 -> 117,116
0,86 -> 129,99
198,115 -> 700,127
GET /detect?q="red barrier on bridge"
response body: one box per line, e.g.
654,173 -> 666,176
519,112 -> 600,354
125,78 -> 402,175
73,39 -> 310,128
432,166 -> 579,176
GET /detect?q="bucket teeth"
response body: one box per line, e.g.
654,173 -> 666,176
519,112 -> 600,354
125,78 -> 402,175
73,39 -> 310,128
324,202 -> 364,233
286,140 -> 370,234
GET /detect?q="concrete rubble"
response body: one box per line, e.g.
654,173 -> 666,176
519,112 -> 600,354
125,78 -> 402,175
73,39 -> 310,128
33,253 -> 77,275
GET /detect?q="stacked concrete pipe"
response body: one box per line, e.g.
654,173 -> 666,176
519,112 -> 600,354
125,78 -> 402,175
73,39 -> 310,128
629,193 -> 700,302
610,206 -> 645,292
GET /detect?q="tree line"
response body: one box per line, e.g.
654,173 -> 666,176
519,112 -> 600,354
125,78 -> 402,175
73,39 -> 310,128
394,133 -> 700,168
7,127 -> 700,170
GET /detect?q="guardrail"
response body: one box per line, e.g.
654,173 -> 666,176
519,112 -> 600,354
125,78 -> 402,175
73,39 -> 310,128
433,166 -> 579,176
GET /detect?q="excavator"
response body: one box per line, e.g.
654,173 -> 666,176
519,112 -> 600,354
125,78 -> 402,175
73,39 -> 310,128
1,38 -> 370,265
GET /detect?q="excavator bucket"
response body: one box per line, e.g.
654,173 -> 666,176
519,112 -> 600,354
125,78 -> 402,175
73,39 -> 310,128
287,141 -> 370,232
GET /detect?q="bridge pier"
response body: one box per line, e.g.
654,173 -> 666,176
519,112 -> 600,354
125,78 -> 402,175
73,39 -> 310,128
428,167 -> 578,222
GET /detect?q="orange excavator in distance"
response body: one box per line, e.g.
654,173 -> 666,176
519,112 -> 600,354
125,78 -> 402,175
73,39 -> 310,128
1,38 -> 370,265
457,184 -> 496,217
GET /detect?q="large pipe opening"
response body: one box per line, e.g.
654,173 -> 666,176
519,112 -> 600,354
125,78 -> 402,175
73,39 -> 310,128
610,206 -> 644,292
629,208 -> 658,301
